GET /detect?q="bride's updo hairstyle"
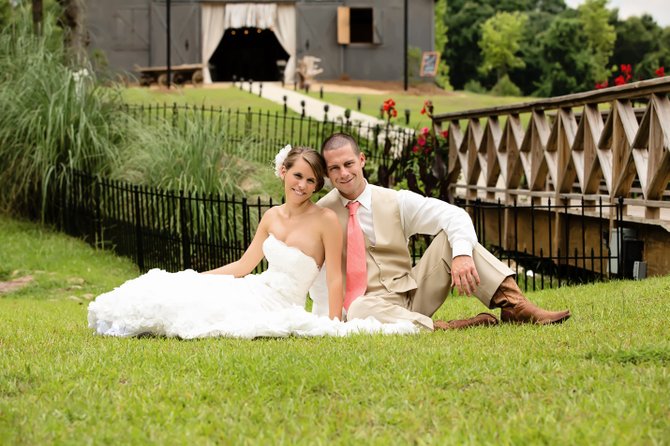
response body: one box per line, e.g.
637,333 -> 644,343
282,146 -> 327,192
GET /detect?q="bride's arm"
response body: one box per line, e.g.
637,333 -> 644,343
203,211 -> 271,277
321,210 -> 344,320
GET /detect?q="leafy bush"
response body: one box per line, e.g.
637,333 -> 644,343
463,79 -> 488,94
490,74 -> 522,96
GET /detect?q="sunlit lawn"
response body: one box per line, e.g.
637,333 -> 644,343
1,215 -> 669,444
118,82 -> 536,129
120,84 -> 290,114
305,88 -> 531,129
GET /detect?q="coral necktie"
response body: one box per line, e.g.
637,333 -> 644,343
344,201 -> 367,310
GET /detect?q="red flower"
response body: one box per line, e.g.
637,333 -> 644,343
620,64 -> 633,81
421,126 -> 430,136
412,145 -> 420,154
614,75 -> 626,86
420,100 -> 433,117
417,136 -> 426,147
595,79 -> 609,89
440,130 -> 449,139
424,146 -> 433,154
381,98 -> 397,120
656,66 -> 665,77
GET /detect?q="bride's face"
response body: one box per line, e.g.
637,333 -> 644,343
281,157 -> 318,202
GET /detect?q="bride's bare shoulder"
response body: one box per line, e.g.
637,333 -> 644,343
315,206 -> 338,224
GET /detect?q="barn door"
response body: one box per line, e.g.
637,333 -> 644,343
150,1 -> 200,66
296,4 -> 340,79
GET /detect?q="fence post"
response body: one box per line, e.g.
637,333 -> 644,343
242,197 -> 250,248
133,185 -> 145,271
171,102 -> 178,128
180,190 -> 191,270
617,196 -> 624,279
94,178 -> 102,249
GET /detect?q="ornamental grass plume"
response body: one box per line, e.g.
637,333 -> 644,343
0,10 -> 126,216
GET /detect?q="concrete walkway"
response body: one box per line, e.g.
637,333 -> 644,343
243,81 -> 387,126
239,81 -> 413,153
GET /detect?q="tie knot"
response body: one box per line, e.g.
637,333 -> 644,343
347,201 -> 361,216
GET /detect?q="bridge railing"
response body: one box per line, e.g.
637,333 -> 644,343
431,77 -> 670,225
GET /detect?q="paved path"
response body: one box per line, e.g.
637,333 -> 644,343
241,81 -> 388,126
240,81 -> 413,151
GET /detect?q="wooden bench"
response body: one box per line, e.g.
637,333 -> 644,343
135,63 -> 206,87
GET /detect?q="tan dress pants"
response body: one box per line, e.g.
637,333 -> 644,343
346,232 -> 514,331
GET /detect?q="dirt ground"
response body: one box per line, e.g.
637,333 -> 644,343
312,79 -> 454,96
186,79 -> 453,96
0,275 -> 33,294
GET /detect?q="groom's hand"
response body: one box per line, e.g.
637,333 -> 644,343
451,255 -> 480,296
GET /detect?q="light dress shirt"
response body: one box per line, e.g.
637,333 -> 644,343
309,182 -> 477,316
338,182 -> 477,257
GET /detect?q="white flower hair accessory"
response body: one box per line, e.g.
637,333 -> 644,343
274,144 -> 293,178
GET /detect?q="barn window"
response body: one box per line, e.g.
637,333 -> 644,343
337,7 -> 379,45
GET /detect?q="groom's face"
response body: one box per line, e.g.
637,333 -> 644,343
323,143 -> 366,200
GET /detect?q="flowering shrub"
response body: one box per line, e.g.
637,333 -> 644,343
404,100 -> 450,200
374,98 -> 405,187
374,98 -> 449,199
382,98 -> 398,119
595,63 -> 666,89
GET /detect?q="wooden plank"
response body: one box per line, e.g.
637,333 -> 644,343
337,7 -> 350,45
433,77 -> 670,122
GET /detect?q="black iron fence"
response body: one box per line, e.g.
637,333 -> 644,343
43,170 -> 625,292
123,103 -> 415,188
462,197 -> 627,292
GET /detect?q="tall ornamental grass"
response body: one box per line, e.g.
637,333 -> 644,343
0,10 -> 277,219
0,12 -> 126,215
112,111 -> 258,198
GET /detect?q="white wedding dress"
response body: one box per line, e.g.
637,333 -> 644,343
88,234 -> 418,339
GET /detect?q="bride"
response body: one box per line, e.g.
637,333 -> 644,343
88,146 -> 418,338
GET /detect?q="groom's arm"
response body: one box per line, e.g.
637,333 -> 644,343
397,190 -> 480,295
397,190 -> 477,257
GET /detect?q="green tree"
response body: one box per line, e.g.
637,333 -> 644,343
434,0 -> 451,89
478,11 -> 528,80
610,14 -> 669,80
577,0 -> 616,82
535,15 -> 594,95
444,0 -> 568,90
511,9 -> 562,95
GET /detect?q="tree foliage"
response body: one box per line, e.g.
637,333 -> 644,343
478,11 -> 528,79
440,0 -> 670,96
434,0 -> 451,89
577,0 -> 616,82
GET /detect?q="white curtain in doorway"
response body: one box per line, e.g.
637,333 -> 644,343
201,5 -> 226,84
274,5 -> 296,84
223,3 -> 277,29
201,3 -> 296,84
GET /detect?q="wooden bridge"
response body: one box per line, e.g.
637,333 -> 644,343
432,77 -> 670,277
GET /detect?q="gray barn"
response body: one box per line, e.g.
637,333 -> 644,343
85,0 -> 435,83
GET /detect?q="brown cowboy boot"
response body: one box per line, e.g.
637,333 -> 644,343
491,277 -> 571,325
434,313 -> 499,330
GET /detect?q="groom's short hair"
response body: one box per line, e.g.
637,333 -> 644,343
321,133 -> 361,155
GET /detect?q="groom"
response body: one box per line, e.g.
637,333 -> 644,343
311,132 -> 570,330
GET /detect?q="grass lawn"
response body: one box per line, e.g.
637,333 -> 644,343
120,84 -> 290,114
118,83 -> 533,130
304,88 -> 530,130
1,215 -> 669,444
